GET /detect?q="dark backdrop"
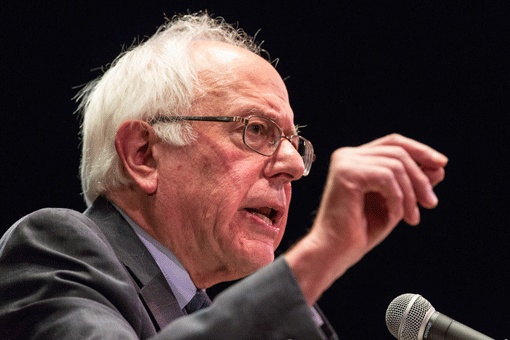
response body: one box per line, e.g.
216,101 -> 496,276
3,1 -> 509,338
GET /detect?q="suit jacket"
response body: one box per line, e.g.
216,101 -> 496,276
0,197 -> 338,339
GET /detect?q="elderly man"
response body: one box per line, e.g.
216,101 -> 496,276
0,13 -> 447,339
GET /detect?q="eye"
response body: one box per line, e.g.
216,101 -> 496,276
246,121 -> 268,136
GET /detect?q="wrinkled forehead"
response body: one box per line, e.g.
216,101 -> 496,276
191,41 -> 294,129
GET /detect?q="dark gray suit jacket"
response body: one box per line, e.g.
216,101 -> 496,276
0,197 -> 338,339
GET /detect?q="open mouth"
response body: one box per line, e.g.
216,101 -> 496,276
244,207 -> 278,225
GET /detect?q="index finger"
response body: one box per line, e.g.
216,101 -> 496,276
365,134 -> 448,169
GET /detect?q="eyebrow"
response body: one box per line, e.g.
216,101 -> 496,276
240,107 -> 299,135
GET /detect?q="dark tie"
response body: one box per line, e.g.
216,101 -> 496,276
185,290 -> 212,314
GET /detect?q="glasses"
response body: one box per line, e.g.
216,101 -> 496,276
149,115 -> 315,176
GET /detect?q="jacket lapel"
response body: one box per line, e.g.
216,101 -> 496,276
84,197 -> 184,330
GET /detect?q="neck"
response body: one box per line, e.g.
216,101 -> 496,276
107,188 -> 243,289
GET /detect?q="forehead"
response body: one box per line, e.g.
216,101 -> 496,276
192,41 -> 295,130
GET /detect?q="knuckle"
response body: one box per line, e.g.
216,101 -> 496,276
379,168 -> 400,192
388,145 -> 408,159
393,190 -> 405,204
331,147 -> 355,161
384,133 -> 404,143
330,148 -> 356,172
388,158 -> 406,174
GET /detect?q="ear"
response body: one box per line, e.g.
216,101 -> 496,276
115,120 -> 159,195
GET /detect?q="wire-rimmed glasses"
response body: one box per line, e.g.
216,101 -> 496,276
149,115 -> 315,176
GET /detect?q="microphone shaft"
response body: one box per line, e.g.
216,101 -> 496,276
424,312 -> 495,340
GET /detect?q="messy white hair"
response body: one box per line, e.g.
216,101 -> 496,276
76,12 -> 261,206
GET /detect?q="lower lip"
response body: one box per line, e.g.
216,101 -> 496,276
240,210 -> 281,236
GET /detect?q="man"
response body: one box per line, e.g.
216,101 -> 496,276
0,13 -> 447,339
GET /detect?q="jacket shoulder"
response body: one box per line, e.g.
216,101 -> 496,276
0,207 -> 150,339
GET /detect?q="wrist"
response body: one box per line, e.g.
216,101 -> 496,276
284,232 -> 353,306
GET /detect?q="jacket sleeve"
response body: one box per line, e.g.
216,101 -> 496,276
155,257 -> 330,340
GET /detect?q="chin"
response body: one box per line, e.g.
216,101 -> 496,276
233,243 -> 276,278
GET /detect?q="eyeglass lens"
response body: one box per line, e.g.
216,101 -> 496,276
243,116 -> 313,175
244,117 -> 279,155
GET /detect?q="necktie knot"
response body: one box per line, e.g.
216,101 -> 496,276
185,290 -> 212,314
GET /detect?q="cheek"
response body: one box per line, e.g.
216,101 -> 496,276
199,167 -> 260,242
194,146 -> 261,197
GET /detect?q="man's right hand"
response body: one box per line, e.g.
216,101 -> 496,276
285,134 -> 448,305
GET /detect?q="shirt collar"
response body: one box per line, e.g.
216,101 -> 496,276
112,204 -> 197,310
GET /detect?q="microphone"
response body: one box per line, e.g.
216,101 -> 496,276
385,293 -> 495,340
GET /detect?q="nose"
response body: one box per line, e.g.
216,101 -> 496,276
265,138 -> 305,181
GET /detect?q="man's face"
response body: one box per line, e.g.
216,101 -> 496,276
153,42 -> 305,286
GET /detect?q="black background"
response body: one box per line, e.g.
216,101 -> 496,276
3,1 -> 509,338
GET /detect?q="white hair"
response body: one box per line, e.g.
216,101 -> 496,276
76,12 -> 261,206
